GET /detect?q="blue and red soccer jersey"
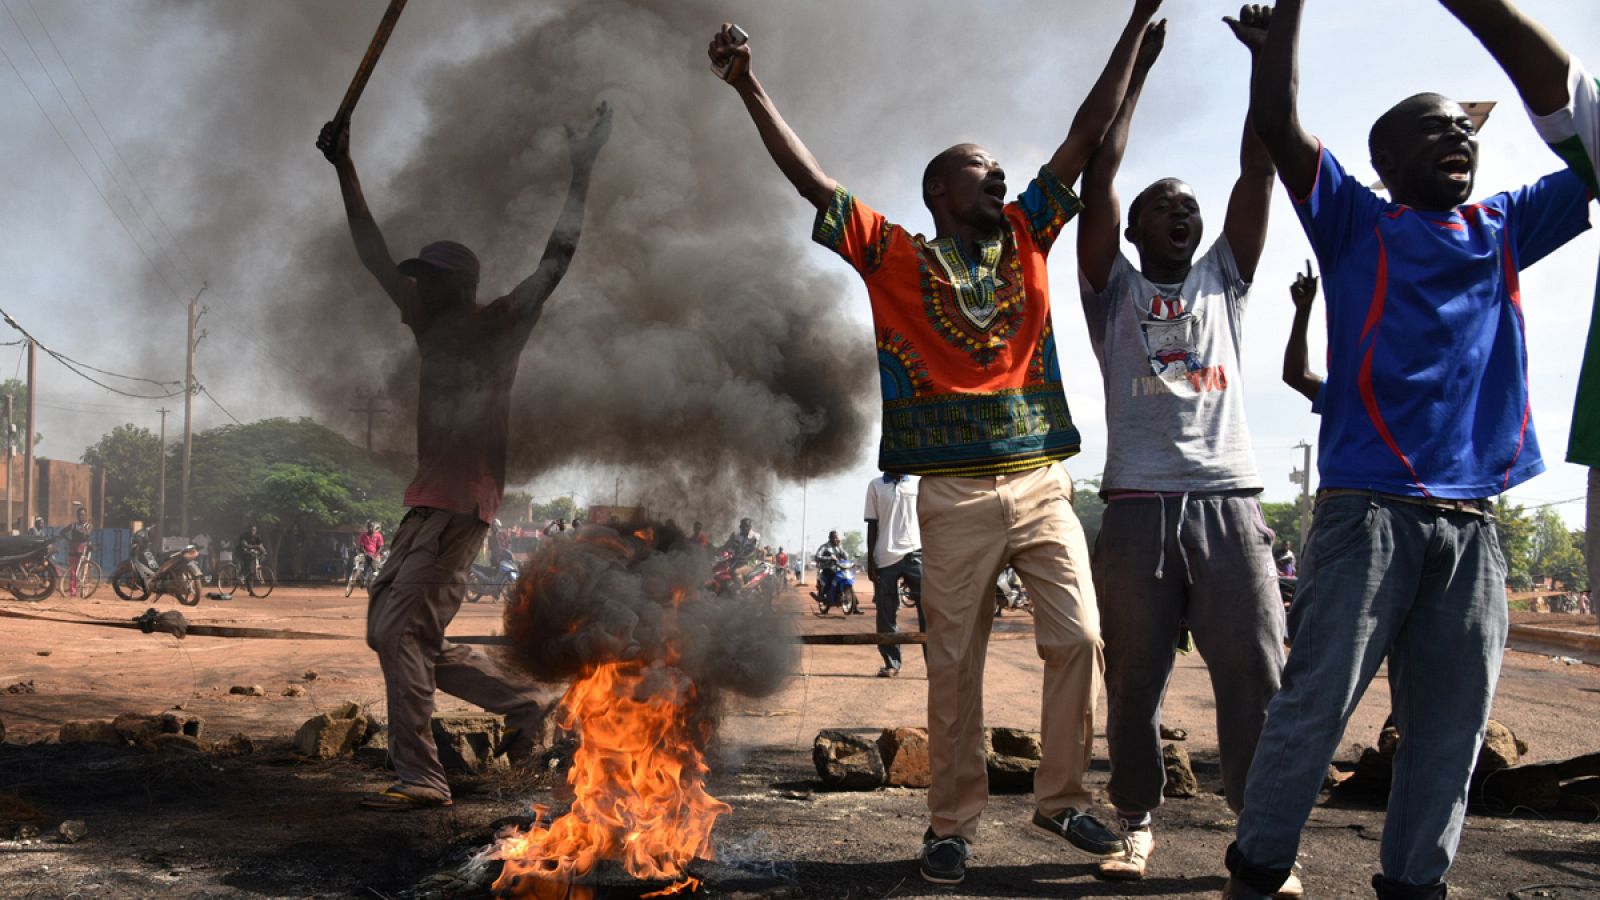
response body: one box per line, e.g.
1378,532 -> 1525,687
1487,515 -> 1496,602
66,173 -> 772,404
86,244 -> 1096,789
1295,146 -> 1591,499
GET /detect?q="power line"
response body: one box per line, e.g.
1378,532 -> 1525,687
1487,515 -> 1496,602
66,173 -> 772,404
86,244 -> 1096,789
0,306 -> 184,400
19,0 -> 203,288
198,383 -> 243,426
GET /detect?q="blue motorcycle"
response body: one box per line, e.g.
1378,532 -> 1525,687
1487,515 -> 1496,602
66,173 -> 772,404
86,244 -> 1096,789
812,556 -> 859,615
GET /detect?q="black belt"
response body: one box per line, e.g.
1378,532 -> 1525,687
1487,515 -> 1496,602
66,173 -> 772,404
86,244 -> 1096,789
1315,489 -> 1490,518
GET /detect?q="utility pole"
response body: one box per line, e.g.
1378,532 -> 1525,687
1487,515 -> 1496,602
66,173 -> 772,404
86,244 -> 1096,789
180,285 -> 206,538
23,339 -> 35,527
1291,440 -> 1314,555
798,471 -> 808,585
156,408 -> 169,548
4,392 -> 12,533
350,392 -> 388,453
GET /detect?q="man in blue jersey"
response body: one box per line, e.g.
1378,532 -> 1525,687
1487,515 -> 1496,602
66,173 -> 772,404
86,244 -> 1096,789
1220,3 -> 1592,899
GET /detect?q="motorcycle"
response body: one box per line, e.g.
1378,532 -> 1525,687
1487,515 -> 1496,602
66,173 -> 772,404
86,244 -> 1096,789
812,556 -> 859,615
467,550 -> 520,603
994,567 -> 1031,616
0,535 -> 61,602
345,550 -> 388,597
707,550 -> 777,601
112,543 -> 204,606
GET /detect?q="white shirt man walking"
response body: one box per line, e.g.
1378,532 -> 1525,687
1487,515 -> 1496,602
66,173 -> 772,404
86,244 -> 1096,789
866,473 -> 923,677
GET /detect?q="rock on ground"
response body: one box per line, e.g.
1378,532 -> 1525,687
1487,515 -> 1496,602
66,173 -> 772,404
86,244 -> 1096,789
813,730 -> 885,790
431,714 -> 506,773
986,727 -> 1041,792
293,703 -> 372,759
877,727 -> 931,788
1163,742 -> 1200,798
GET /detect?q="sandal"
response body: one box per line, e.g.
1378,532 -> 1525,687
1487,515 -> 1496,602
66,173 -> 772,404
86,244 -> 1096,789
360,784 -> 453,811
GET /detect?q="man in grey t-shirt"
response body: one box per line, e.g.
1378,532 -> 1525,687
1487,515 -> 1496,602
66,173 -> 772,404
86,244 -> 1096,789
1074,13 -> 1294,893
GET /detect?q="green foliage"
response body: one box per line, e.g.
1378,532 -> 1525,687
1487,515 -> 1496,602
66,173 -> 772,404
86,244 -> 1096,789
0,379 -> 39,448
1073,476 -> 1105,546
81,424 -> 161,527
841,530 -> 865,560
1259,501 -> 1304,550
529,495 -> 578,525
185,417 -> 406,537
1528,506 -> 1586,589
1494,498 -> 1534,590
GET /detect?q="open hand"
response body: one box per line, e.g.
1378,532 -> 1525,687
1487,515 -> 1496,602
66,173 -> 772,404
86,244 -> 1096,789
316,119 -> 350,165
707,22 -> 752,84
1136,19 -> 1167,71
1223,4 -> 1274,53
1134,0 -> 1166,19
566,101 -> 613,169
1289,260 -> 1318,309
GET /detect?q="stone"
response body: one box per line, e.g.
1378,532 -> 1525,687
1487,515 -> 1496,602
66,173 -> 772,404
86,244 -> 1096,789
1163,743 -> 1199,798
812,730 -> 885,790
5,680 -> 36,694
158,712 -> 204,740
1475,720 -> 1522,777
14,824 -> 39,841
432,714 -> 506,773
878,727 -> 932,788
229,685 -> 266,697
355,728 -> 390,768
293,713 -> 367,759
985,727 -> 1042,792
213,733 -> 256,757
59,720 -> 121,746
151,733 -> 205,754
282,685 -> 307,698
56,820 -> 87,844
303,670 -> 319,681
35,650 -> 50,657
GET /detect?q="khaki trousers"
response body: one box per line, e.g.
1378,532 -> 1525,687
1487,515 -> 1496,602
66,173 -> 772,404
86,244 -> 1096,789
918,461 -> 1104,841
366,507 -> 543,797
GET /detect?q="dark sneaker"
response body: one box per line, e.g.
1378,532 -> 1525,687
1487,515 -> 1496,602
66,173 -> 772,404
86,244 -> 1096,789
918,829 -> 969,885
877,666 -> 900,678
1032,808 -> 1126,858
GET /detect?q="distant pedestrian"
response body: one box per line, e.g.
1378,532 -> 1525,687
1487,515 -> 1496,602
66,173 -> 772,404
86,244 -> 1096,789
865,473 -> 923,677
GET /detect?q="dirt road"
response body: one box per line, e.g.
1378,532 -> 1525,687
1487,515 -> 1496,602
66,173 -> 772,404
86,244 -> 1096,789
1,584 -> 1597,898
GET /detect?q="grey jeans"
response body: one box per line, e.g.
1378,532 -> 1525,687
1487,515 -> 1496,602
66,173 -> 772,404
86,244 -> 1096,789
366,507 -> 543,797
1228,493 -> 1508,894
1094,493 -> 1285,817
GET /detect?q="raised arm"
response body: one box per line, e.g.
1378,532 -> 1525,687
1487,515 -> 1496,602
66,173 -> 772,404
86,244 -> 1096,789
1047,0 -> 1165,187
708,25 -> 836,210
1078,21 -> 1165,293
1229,0 -> 1319,198
317,119 -> 412,309
1282,261 -> 1323,403
510,103 -> 614,321
1221,6 -> 1278,281
1439,0 -> 1571,116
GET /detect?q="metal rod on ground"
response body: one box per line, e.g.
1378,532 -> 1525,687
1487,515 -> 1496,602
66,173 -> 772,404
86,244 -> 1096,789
335,0 -> 409,124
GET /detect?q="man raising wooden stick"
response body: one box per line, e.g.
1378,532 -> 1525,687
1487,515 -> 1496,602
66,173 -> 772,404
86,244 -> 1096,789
316,100 -> 612,812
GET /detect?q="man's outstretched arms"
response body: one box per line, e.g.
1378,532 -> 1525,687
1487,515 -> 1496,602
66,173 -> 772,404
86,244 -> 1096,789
317,119 -> 412,309
1078,20 -> 1166,294
708,24 -> 836,210
1221,5 -> 1278,282
1438,0 -> 1570,117
510,102 -> 615,322
1047,0 -> 1166,188
1283,261 -> 1323,404
1235,0 -> 1319,199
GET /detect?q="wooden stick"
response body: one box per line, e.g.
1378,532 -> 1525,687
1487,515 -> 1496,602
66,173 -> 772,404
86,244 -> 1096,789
451,631 -> 1036,648
335,0 -> 409,124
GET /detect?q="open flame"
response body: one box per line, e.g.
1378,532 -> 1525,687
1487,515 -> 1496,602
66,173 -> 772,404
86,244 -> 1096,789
492,657 -> 729,897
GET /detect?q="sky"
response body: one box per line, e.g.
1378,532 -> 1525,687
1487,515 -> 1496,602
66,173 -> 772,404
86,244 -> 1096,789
0,0 -> 1596,550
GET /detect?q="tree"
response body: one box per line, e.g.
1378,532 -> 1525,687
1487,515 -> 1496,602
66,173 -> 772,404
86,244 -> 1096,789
1494,498 -> 1534,590
841,530 -> 865,560
1529,506 -> 1585,589
0,379 -> 39,449
1259,501 -> 1302,551
1073,476 -> 1106,547
530,495 -> 578,526
82,424 -> 161,527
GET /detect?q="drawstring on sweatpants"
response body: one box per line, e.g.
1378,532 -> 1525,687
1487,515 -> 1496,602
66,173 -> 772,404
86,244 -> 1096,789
1153,492 -> 1193,583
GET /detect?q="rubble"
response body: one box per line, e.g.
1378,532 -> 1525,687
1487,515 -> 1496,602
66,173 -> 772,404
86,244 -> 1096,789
812,730 -> 885,790
152,733 -> 206,754
355,728 -> 389,767
1340,719 -> 1531,799
303,670 -> 319,681
56,820 -> 87,844
986,727 -> 1042,791
5,679 -> 36,694
877,727 -> 931,788
293,702 -> 372,759
229,684 -> 266,697
213,733 -> 256,757
58,720 -> 122,746
112,711 -> 204,746
283,685 -> 307,698
1163,743 -> 1200,798
432,713 -> 506,772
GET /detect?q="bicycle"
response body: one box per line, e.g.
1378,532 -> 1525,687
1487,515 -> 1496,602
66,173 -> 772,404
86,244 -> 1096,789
65,550 -> 102,599
218,548 -> 275,598
345,552 -> 383,597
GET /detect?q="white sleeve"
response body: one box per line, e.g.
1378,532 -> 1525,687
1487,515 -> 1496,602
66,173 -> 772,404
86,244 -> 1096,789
1529,58 -> 1600,194
863,482 -> 879,521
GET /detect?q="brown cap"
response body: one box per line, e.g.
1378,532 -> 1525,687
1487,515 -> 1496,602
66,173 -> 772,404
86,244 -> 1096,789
399,241 -> 480,283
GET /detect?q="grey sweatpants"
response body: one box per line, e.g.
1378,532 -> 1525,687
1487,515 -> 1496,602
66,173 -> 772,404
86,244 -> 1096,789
366,507 -> 543,797
1093,492 -> 1286,817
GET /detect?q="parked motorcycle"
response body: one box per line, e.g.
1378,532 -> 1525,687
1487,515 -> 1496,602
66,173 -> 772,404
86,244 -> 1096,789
812,556 -> 859,615
112,544 -> 204,606
707,550 -> 777,601
994,567 -> 1030,616
467,550 -> 520,603
0,535 -> 61,602
345,551 -> 388,597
